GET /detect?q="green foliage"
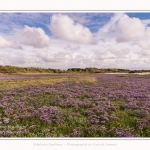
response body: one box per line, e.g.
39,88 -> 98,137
0,65 -> 150,74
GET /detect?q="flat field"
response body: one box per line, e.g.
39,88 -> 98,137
0,73 -> 150,137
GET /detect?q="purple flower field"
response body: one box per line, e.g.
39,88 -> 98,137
0,74 -> 150,137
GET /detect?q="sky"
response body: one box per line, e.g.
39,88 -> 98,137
0,12 -> 150,70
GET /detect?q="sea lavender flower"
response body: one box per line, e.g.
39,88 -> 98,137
88,125 -> 100,134
132,109 -> 149,117
2,130 -> 13,137
110,114 -> 119,120
100,125 -> 107,131
70,127 -> 84,137
3,118 -> 10,124
136,119 -> 149,130
115,128 -> 137,137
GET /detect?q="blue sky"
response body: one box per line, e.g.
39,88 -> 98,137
0,13 -> 113,34
1,12 -> 150,70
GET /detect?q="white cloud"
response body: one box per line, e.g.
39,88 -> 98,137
14,25 -> 50,48
36,50 -> 56,62
0,45 -> 149,70
1,13 -> 150,70
0,35 -> 22,49
50,14 -> 93,44
115,14 -> 146,42
65,43 -> 80,50
133,40 -> 150,49
99,13 -> 124,34
139,49 -> 150,56
93,50 -> 116,60
0,36 -> 12,48
111,48 -> 130,58
97,13 -> 150,60
36,50 -> 71,63
141,19 -> 150,25
98,13 -> 147,43
69,14 -> 90,24
0,52 -> 26,65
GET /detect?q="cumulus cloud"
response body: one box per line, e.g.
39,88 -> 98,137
0,36 -> 12,48
133,40 -> 150,49
50,14 -> 93,44
99,13 -> 124,34
36,50 -> 56,62
1,13 -> 150,70
0,52 -> 26,65
139,49 -> 150,56
97,13 -> 150,59
115,14 -> 146,42
69,14 -> 89,24
15,25 -> 50,48
111,48 -> 130,58
93,50 -> 116,60
36,50 -> 71,63
98,13 -> 147,43
0,35 -> 22,49
65,43 -> 80,50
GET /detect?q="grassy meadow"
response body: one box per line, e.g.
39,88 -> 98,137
0,73 -> 150,137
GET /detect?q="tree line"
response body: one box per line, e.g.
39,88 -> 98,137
0,65 -> 149,74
